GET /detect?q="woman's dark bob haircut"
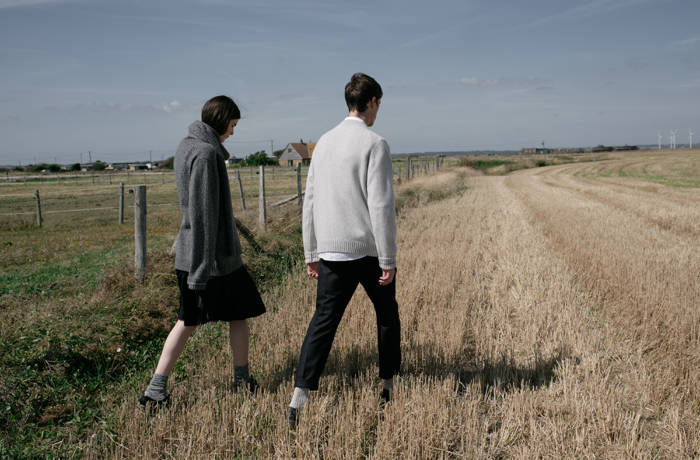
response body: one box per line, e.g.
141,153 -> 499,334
344,73 -> 383,113
201,95 -> 241,136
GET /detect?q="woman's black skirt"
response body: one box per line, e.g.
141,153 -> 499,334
176,266 -> 266,326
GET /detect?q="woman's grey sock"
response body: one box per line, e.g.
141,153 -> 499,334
144,373 -> 168,401
234,364 -> 250,384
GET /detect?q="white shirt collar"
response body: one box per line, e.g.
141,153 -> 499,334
344,116 -> 366,125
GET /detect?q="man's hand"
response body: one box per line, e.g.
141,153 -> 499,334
307,262 -> 319,280
378,268 -> 396,286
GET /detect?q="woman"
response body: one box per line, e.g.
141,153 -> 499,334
139,95 -> 265,409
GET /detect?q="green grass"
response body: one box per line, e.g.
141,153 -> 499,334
457,158 -> 513,171
616,170 -> 700,188
0,248 -> 121,297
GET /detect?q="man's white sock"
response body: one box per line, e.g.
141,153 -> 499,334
290,387 -> 309,409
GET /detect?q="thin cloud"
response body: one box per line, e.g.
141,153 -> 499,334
0,0 -> 68,8
681,79 -> 700,88
460,76 -> 547,89
44,100 -> 196,114
671,36 -> 700,47
524,0 -> 652,28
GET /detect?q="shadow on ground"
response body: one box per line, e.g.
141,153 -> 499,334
263,340 -> 569,395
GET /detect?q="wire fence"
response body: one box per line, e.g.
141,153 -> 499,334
0,157 -> 444,228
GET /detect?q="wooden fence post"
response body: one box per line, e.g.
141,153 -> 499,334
236,169 -> 246,210
35,189 -> 42,226
134,185 -> 147,282
258,166 -> 267,231
119,182 -> 125,224
296,163 -> 302,206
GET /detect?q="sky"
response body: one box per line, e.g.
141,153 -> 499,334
0,0 -> 699,165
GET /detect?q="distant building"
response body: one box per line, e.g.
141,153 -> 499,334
521,147 -> 553,154
278,141 -> 315,167
109,162 -> 131,170
128,162 -> 153,171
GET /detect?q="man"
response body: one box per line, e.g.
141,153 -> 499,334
287,73 -> 400,428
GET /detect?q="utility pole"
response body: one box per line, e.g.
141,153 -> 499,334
149,150 -> 152,164
270,140 -> 274,159
88,151 -> 92,163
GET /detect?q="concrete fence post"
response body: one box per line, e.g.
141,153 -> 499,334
119,182 -> 125,224
258,166 -> 267,231
236,169 -> 246,210
35,189 -> 42,226
134,185 -> 147,282
296,163 -> 302,206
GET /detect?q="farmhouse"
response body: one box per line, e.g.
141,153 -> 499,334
278,141 -> 315,167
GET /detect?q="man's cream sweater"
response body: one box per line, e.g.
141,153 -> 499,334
302,118 -> 397,270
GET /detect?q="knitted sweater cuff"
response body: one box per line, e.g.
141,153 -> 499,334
378,256 -> 396,271
305,251 -> 319,264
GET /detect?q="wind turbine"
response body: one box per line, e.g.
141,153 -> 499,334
689,129 -> 694,149
670,129 -> 678,149
657,132 -> 663,150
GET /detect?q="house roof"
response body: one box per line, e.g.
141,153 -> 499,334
287,142 -> 315,159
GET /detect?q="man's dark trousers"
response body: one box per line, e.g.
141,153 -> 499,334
295,256 -> 401,390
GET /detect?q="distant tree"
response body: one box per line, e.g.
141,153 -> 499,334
89,161 -> 107,171
14,166 -> 24,171
29,163 -> 47,172
69,163 -> 81,171
273,148 -> 285,158
241,151 -> 277,167
47,164 -> 61,172
158,156 -> 175,169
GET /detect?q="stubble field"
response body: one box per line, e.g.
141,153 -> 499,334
89,150 -> 699,458
1,150 -> 698,458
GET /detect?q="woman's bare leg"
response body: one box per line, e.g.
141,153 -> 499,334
155,320 -> 197,376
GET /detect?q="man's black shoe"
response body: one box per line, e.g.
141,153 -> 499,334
380,389 -> 391,407
286,406 -> 299,430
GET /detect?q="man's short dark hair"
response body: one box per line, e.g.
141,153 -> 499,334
201,95 -> 241,135
345,73 -> 383,113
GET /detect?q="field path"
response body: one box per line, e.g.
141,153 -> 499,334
101,159 -> 699,459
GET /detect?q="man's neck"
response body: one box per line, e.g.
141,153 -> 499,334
347,111 -> 370,126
